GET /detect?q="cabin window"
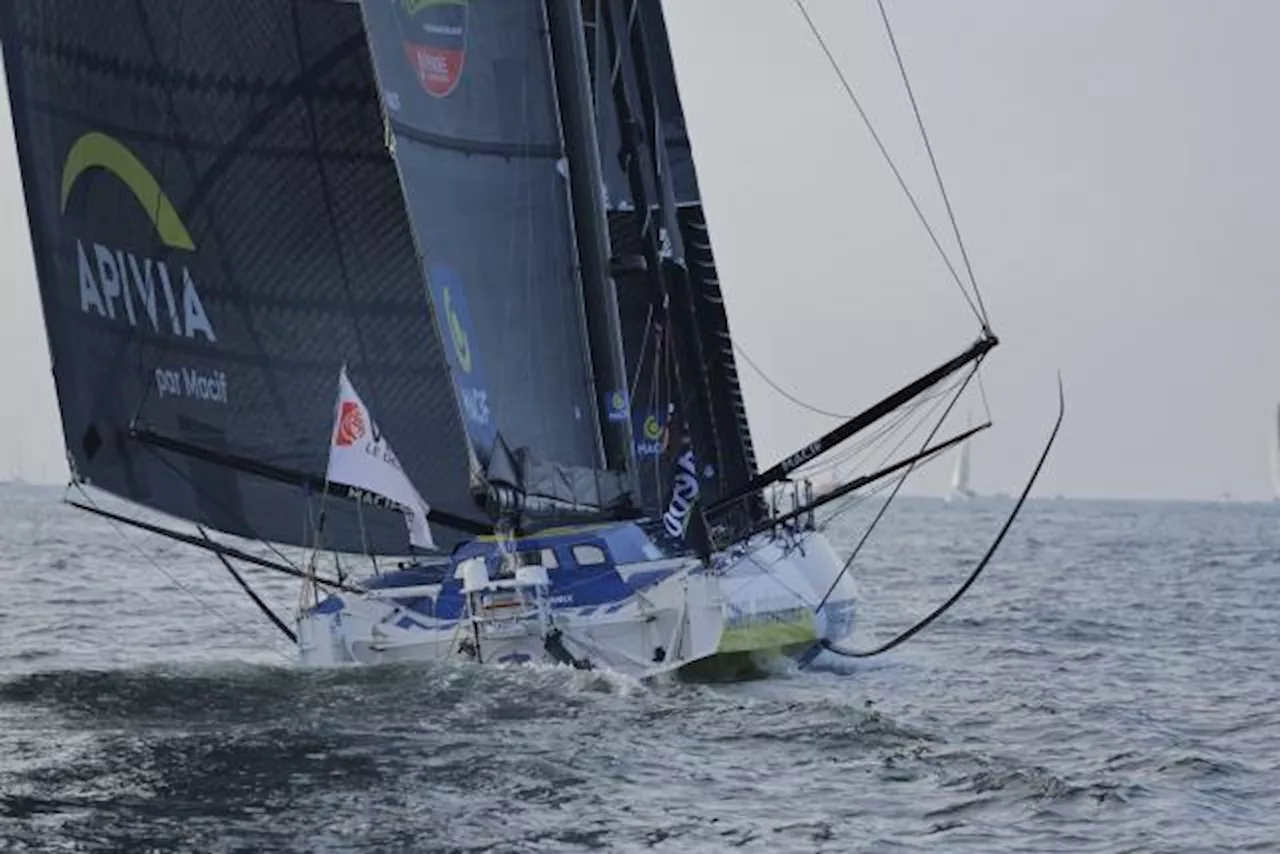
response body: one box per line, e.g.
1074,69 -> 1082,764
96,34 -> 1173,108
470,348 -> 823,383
516,548 -> 558,569
571,544 -> 608,566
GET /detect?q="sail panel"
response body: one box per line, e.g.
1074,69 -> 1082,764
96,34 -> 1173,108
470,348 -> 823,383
1,0 -> 483,552
357,0 -> 631,517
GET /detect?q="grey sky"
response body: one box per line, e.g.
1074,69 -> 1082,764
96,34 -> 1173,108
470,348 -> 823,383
1,0 -> 1277,500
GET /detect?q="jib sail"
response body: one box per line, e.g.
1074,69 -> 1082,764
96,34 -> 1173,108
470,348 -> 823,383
357,0 -> 634,522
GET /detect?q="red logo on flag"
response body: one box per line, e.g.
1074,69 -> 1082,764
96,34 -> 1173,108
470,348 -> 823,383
334,400 -> 366,447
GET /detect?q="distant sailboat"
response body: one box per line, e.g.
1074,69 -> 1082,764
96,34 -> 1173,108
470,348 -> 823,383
8,435 -> 28,486
948,424 -> 977,501
1271,403 -> 1280,501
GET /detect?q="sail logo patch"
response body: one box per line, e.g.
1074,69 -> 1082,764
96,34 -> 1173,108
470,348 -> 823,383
59,131 -> 217,344
443,286 -> 472,374
399,0 -> 470,98
635,412 -> 666,457
334,400 -> 367,447
662,449 -> 701,540
427,263 -> 496,452
606,389 -> 629,423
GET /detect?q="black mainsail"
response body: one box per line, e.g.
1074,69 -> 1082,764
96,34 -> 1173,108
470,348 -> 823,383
0,0 -> 489,553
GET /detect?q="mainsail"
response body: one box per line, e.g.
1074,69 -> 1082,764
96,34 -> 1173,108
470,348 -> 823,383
6,0 -> 1002,569
1,0 -> 488,552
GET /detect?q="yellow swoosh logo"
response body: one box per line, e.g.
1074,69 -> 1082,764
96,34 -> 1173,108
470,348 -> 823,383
60,131 -> 194,251
443,286 -> 472,374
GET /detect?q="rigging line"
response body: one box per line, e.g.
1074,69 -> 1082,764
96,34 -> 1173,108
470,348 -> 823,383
70,482 -> 290,660
791,0 -> 983,328
976,363 -> 993,425
137,441 -> 302,572
816,474 -> 896,524
876,0 -> 989,328
644,326 -> 665,490
815,360 -> 980,612
198,526 -> 298,644
859,370 -> 970,475
628,302 -> 656,401
801,371 -> 964,478
798,369 -> 964,491
815,368 -> 972,531
821,374 -> 1065,659
815,382 -> 968,531
732,341 -> 852,419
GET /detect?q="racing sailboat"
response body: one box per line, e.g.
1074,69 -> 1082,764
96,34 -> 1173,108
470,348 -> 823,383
2,0 -> 1019,679
1270,403 -> 1280,501
948,417 -> 978,501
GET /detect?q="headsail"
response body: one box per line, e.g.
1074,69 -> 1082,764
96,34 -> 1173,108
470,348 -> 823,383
1,0 -> 486,552
356,0 -> 634,523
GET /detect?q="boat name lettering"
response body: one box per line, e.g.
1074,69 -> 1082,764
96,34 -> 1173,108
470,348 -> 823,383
338,485 -> 403,512
662,449 -> 701,539
782,441 -> 822,472
77,240 -> 215,342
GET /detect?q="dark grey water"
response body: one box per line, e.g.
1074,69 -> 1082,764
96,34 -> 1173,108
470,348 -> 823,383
1,483 -> 1278,852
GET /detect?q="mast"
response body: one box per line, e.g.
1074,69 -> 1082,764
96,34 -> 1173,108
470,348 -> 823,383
542,0 -> 637,490
628,0 -> 763,519
596,0 -> 719,556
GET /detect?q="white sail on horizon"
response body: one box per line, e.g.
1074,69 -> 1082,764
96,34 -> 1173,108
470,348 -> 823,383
1270,402 -> 1280,500
949,415 -> 977,501
326,367 -> 435,550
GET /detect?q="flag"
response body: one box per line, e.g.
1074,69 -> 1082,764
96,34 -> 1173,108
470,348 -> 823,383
326,366 -> 435,550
